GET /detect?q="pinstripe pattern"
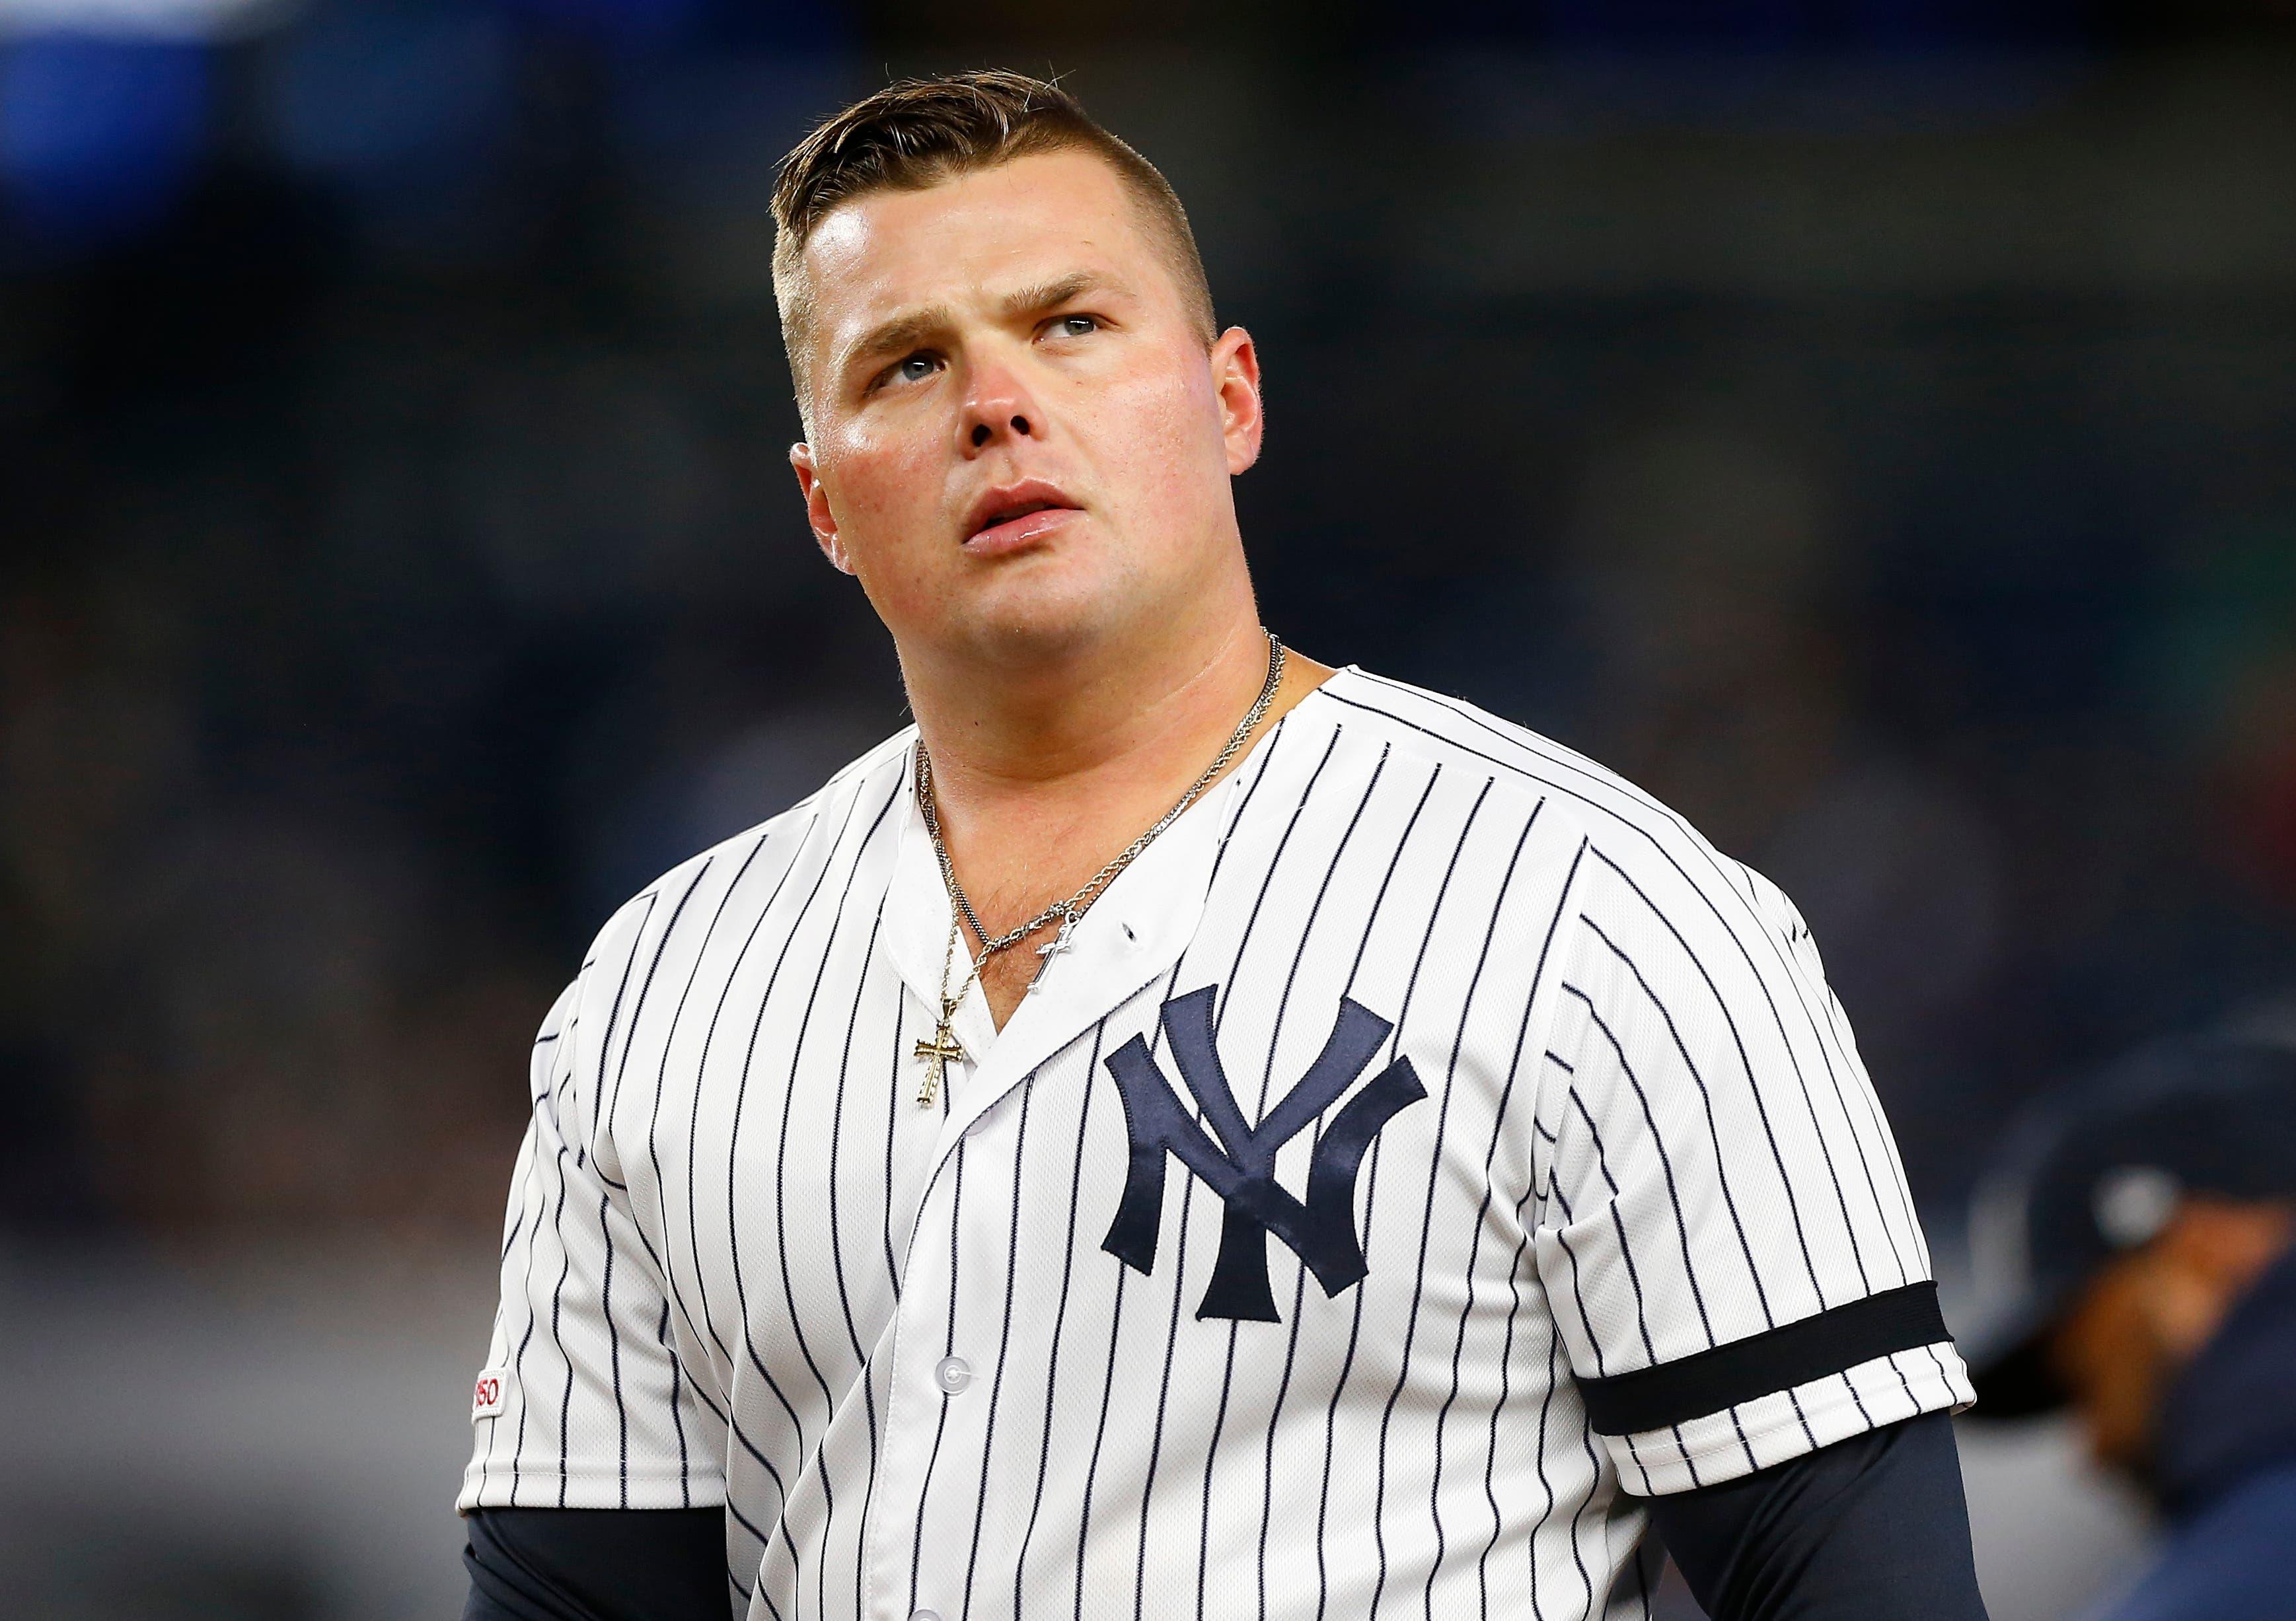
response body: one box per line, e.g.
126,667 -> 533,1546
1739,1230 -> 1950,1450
461,668 -> 1971,1620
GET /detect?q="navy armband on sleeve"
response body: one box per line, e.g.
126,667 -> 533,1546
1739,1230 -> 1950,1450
1580,1282 -> 1949,1436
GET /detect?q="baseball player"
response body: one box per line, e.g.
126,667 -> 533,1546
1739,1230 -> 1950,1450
457,71 -> 1988,1621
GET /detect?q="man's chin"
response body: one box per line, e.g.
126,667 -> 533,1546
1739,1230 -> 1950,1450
943,575 -> 1134,669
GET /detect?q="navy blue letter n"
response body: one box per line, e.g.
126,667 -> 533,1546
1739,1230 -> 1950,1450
1099,986 -> 1426,1323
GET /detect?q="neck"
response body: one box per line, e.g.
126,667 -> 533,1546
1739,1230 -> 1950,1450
895,606 -> 1331,1024
897,601 -> 1333,1008
907,610 -> 1273,799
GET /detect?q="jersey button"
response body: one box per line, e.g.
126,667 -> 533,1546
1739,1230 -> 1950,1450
911,1610 -> 944,1621
934,1355 -> 972,1394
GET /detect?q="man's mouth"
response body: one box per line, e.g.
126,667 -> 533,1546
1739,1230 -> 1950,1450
963,482 -> 1081,550
975,498 -> 1059,532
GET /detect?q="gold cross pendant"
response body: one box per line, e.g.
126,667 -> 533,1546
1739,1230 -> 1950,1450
912,998 -> 965,1108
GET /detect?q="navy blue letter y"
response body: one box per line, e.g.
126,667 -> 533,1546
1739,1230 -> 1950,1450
1099,986 -> 1426,1322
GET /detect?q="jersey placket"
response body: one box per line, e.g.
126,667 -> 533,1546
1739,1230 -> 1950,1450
859,764 -> 1235,1621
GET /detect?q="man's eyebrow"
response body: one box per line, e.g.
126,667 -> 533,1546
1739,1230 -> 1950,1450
1000,270 -> 1129,318
838,306 -> 955,375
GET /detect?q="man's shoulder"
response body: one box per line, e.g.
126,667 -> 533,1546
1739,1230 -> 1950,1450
579,725 -> 917,974
1319,666 -> 1810,947
1323,668 -> 1729,861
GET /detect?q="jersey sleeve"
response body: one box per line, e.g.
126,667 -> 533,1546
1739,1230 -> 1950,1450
1528,830 -> 1972,1497
459,908 -> 728,1514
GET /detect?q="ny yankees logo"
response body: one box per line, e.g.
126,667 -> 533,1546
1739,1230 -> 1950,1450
1100,986 -> 1426,1322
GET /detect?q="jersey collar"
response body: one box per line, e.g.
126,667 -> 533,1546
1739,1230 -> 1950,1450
880,733 -> 1251,1157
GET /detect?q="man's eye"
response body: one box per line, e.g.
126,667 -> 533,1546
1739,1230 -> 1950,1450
895,354 -> 939,382
1053,314 -> 1099,337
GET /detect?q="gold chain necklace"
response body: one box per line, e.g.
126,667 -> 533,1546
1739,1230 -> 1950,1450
907,630 -> 1286,1106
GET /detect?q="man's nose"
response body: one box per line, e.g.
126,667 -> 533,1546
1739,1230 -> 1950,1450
969,414 -> 1032,449
959,365 -> 1041,454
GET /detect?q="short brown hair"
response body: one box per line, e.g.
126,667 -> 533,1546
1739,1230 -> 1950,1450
770,71 -> 1216,415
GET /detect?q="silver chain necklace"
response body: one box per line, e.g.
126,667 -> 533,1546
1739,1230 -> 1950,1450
907,631 -> 1285,1106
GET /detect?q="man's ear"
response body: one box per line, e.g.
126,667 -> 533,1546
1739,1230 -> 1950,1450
790,442 -> 854,575
1211,326 -> 1263,476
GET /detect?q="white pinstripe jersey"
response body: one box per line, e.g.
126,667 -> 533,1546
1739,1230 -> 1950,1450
460,666 -> 1972,1621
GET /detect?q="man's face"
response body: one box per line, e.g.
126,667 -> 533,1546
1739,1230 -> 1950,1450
2048,1250 -> 2173,1475
2046,1198 -> 2295,1478
787,149 -> 1261,672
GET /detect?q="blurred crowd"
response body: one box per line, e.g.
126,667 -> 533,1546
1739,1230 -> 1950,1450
3,4 -> 2294,1268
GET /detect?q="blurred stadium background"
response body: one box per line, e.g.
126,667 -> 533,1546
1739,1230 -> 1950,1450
3,1 -> 2295,1616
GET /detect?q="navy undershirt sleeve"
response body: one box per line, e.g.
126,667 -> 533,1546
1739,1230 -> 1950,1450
460,1415 -> 1984,1620
461,1506 -> 727,1621
1644,1410 -> 1990,1621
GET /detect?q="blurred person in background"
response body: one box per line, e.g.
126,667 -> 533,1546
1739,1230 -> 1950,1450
1962,1033 -> 2296,1621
